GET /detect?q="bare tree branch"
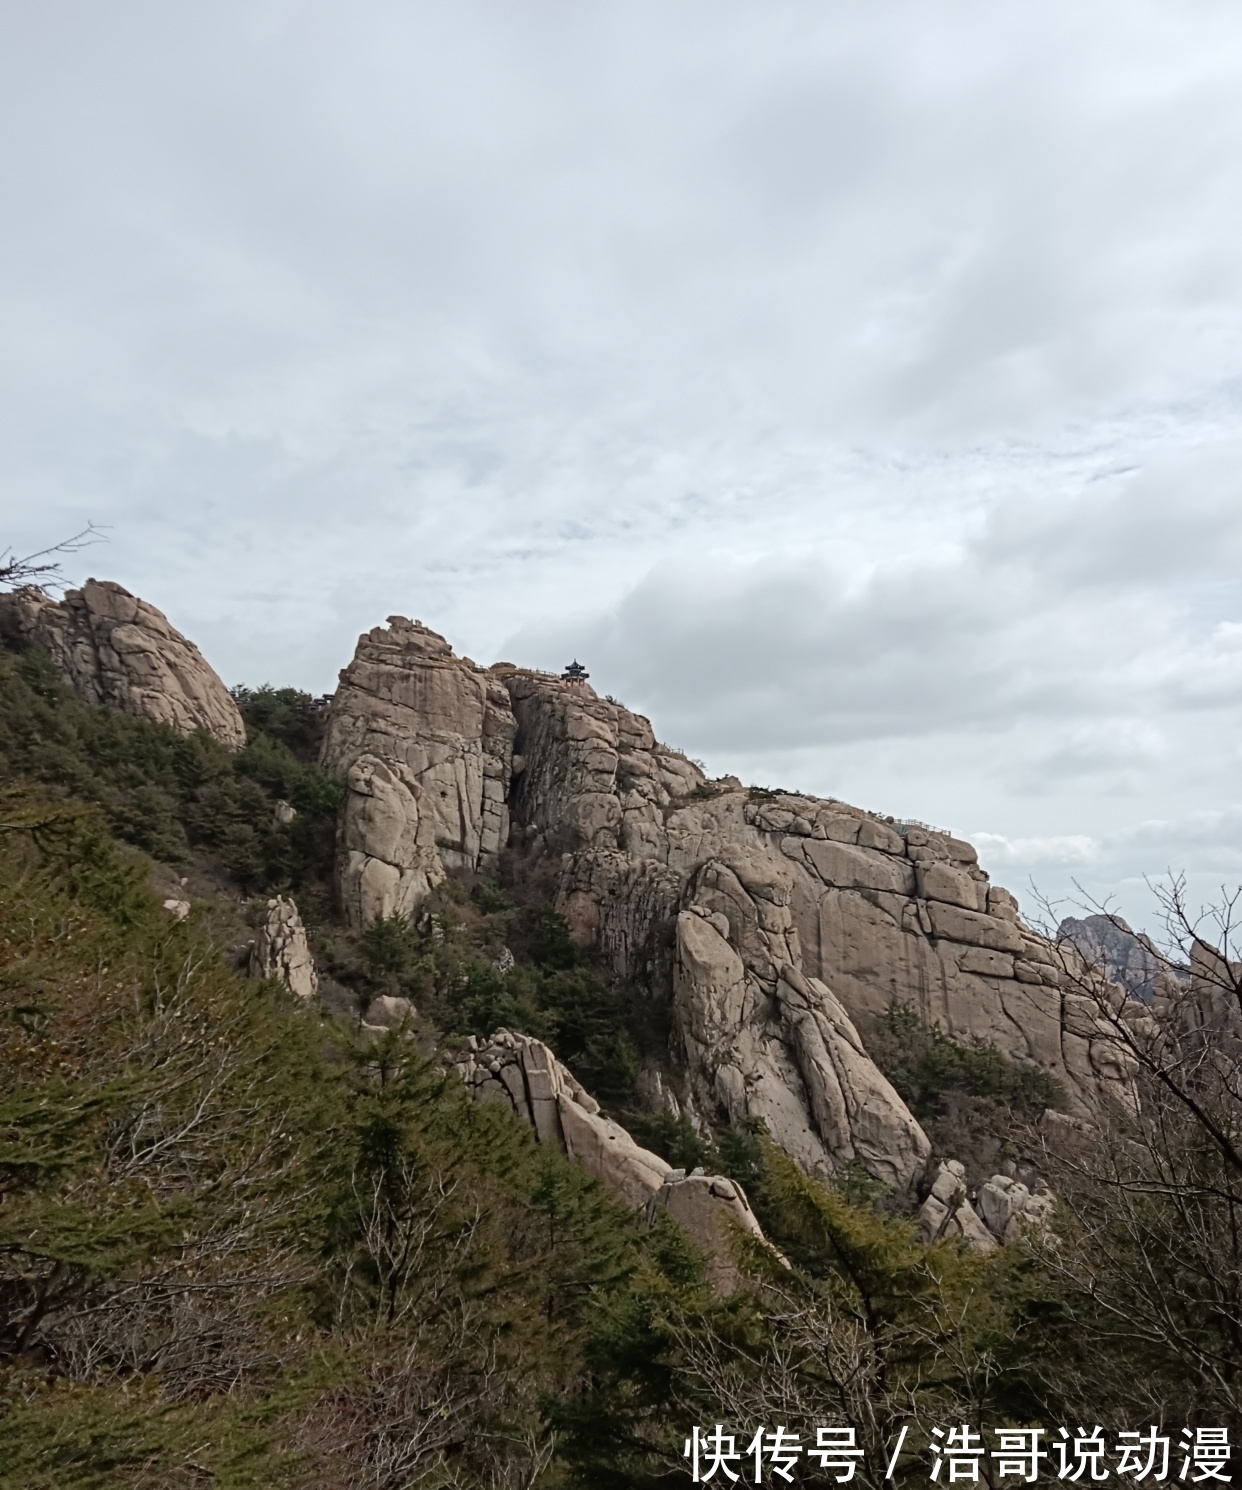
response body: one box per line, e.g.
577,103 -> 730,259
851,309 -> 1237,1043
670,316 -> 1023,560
0,523 -> 108,593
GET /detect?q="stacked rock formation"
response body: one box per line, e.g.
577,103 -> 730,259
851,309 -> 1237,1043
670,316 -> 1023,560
447,1029 -> 764,1288
319,618 -> 1135,1205
0,581 -> 245,748
977,1173 -> 1056,1245
321,619 -> 517,926
249,897 -> 318,1000
447,1030 -> 669,1208
917,1161 -> 998,1251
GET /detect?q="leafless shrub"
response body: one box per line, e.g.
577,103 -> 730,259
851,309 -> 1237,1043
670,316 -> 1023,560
0,523 -> 107,592
1018,877 -> 1242,1422
2,941 -> 318,1396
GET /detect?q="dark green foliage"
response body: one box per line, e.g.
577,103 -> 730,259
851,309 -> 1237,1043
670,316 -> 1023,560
231,683 -> 327,762
529,900 -> 578,969
871,1002 -> 1066,1122
347,899 -> 661,1112
0,647 -> 341,892
864,1002 -> 1067,1189
0,785 -> 700,1488
627,1110 -> 720,1172
623,1112 -> 770,1203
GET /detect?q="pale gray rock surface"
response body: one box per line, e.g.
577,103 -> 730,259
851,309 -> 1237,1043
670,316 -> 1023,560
0,581 -> 245,748
543,767 -> 1129,1123
249,896 -> 318,1000
977,1174 -> 1056,1244
917,1161 -> 998,1253
446,1029 -> 668,1208
646,1170 -> 766,1294
447,1029 -> 767,1289
337,754 -> 444,929
672,896 -> 931,1193
321,617 -> 516,875
317,618 -> 1134,1197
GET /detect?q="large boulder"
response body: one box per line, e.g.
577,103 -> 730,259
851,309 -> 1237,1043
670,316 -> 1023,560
488,667 -> 1114,1120
249,896 -> 317,1000
646,1170 -> 766,1294
0,581 -> 245,748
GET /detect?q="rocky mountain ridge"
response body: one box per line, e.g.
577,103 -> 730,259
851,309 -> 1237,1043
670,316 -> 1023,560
324,616 -> 1133,1171
8,585 -> 1131,1257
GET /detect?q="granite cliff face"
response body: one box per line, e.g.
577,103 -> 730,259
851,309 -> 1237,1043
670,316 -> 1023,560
0,581 -> 245,748
319,616 -> 1132,1204
321,618 -> 516,873
1,580 -> 1087,1257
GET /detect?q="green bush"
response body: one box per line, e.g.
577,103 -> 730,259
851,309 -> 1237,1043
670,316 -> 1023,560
0,786 -> 706,1489
231,683 -> 327,761
869,1001 -> 1065,1122
0,648 -> 341,893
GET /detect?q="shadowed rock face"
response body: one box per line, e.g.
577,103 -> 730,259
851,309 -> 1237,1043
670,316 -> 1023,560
0,581 -> 245,748
321,618 -> 1135,1194
1059,915 -> 1170,1002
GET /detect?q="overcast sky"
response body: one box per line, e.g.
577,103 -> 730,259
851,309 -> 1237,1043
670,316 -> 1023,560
3,1 -> 1242,932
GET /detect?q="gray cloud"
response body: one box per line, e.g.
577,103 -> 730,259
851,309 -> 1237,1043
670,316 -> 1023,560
3,1 -> 1242,930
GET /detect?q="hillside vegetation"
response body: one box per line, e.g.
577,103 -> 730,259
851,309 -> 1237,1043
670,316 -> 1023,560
0,644 -> 1233,1487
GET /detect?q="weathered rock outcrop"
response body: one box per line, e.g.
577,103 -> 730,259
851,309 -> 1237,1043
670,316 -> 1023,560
321,619 -> 1133,1197
337,754 -> 445,929
646,1170 -> 766,1294
1059,914 -> 1170,1003
249,896 -> 318,1000
674,898 -> 931,1192
514,661 -> 1129,1123
321,618 -> 516,876
917,1161 -> 997,1252
977,1173 -> 1055,1244
446,1029 -> 765,1288
0,581 -> 245,748
447,1030 -> 670,1208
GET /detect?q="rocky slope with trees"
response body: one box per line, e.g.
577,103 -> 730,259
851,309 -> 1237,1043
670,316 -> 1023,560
4,576 -> 1241,1488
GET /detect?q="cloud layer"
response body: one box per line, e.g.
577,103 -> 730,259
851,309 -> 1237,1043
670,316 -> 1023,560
2,1 -> 1242,928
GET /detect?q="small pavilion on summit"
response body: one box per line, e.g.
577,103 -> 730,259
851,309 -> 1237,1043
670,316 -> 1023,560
560,660 -> 589,687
